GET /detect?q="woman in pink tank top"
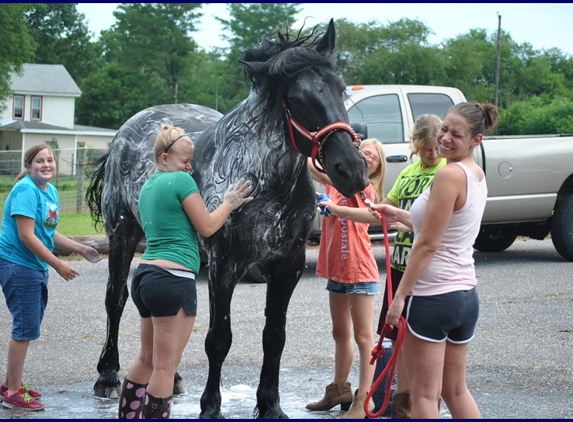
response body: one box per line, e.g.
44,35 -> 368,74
370,102 -> 499,419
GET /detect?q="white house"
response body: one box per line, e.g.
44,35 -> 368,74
0,63 -> 116,173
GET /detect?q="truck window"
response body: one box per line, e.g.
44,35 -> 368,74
408,93 -> 455,121
347,94 -> 404,144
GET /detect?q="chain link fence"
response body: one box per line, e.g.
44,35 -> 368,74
0,147 -> 108,220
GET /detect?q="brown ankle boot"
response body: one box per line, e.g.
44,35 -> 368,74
340,389 -> 375,419
306,382 -> 353,411
391,391 -> 412,419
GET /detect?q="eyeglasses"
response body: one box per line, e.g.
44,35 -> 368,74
165,134 -> 187,153
362,150 -> 381,164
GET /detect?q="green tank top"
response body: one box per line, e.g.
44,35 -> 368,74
138,171 -> 201,273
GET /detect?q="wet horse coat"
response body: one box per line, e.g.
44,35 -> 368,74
86,19 -> 369,418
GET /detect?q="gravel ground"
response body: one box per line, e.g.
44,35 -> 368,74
0,237 -> 571,419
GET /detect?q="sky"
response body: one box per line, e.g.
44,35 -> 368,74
76,3 -> 573,56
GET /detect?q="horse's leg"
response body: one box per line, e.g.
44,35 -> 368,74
200,259 -> 238,419
94,218 -> 143,398
254,251 -> 305,419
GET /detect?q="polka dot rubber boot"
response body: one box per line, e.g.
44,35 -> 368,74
142,392 -> 173,419
118,378 -> 147,419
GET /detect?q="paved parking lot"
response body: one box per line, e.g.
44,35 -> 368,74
0,237 -> 571,418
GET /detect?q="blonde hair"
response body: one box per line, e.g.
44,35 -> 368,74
153,124 -> 194,163
361,138 -> 386,203
409,114 -> 442,160
16,144 -> 55,182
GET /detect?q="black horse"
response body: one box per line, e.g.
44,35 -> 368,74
86,19 -> 369,418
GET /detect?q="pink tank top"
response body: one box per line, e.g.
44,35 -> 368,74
409,162 -> 487,296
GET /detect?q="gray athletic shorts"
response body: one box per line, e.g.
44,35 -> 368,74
131,264 -> 197,318
405,287 -> 479,344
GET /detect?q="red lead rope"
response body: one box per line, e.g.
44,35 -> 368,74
359,192 -> 407,418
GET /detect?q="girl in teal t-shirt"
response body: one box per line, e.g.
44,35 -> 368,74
0,145 -> 101,411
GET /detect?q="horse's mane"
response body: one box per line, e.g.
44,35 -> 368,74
241,22 -> 337,134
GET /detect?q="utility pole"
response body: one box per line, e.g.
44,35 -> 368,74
494,13 -> 502,108
215,81 -> 219,111
494,13 -> 502,135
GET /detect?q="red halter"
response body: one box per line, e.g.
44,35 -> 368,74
283,102 -> 361,173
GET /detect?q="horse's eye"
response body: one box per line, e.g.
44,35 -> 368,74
287,98 -> 303,107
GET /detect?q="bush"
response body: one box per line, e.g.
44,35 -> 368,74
498,96 -> 573,135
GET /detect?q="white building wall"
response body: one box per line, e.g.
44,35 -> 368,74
42,96 -> 76,128
1,94 -> 76,129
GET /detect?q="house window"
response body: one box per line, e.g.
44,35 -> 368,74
44,138 -> 59,149
31,96 -> 42,120
13,95 -> 24,120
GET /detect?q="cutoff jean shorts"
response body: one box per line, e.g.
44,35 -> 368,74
326,279 -> 379,295
0,258 -> 49,341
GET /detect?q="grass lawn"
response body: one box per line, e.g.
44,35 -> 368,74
0,212 -> 102,237
57,212 -> 104,237
1,174 -> 102,236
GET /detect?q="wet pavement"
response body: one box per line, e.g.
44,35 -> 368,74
0,238 -> 572,419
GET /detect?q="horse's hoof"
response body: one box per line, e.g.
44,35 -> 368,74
199,409 -> 226,419
255,406 -> 289,419
173,378 -> 186,395
94,383 -> 121,399
94,368 -> 121,398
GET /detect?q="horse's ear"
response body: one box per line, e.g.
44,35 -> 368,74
239,60 -> 265,74
315,18 -> 335,54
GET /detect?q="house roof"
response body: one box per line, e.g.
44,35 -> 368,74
10,64 -> 81,97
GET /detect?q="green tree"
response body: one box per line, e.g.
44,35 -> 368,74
100,3 -> 202,104
175,50 -> 233,112
75,63 -> 167,129
498,95 -> 573,135
441,29 -> 496,103
214,3 -> 301,108
24,3 -> 102,86
0,4 -> 36,113
336,18 -> 446,86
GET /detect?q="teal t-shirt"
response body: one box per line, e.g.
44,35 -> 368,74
138,171 -> 201,273
387,158 -> 446,272
0,175 -> 59,271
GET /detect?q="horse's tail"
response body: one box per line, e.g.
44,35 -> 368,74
85,152 -> 109,232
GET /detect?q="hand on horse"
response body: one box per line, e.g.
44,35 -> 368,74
224,178 -> 254,210
54,259 -> 80,281
82,246 -> 103,263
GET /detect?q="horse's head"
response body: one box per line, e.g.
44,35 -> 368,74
239,19 -> 369,198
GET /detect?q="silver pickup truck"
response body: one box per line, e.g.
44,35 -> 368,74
310,84 -> 573,261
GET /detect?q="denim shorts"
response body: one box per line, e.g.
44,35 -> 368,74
0,258 -> 49,341
405,287 -> 479,344
326,279 -> 379,295
131,264 -> 197,318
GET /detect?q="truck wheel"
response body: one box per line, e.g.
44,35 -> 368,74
473,227 -> 517,252
550,194 -> 573,261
